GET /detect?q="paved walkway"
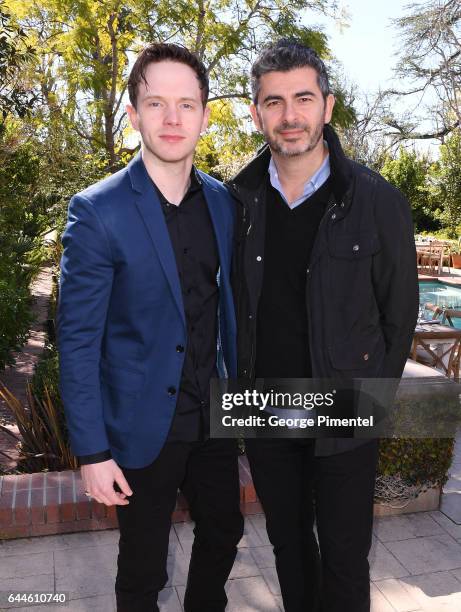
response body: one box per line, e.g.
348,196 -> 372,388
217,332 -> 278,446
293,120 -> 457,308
1,507 -> 461,611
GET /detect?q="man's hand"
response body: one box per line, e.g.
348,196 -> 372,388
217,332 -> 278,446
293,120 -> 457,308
81,459 -> 133,506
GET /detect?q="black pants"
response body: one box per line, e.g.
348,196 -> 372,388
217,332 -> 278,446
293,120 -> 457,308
245,438 -> 378,612
115,439 -> 244,612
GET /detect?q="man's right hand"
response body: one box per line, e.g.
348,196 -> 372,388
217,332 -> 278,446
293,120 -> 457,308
81,459 -> 133,506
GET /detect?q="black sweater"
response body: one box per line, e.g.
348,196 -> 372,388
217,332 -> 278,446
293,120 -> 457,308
255,177 -> 332,379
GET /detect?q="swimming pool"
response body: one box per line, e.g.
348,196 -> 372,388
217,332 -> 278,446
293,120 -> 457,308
419,281 -> 461,328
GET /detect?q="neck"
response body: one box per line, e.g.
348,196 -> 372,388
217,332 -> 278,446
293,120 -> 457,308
271,140 -> 328,205
141,146 -> 193,205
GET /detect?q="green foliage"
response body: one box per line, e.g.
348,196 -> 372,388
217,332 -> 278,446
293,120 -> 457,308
0,267 -> 33,369
31,346 -> 61,409
378,438 -> 454,489
7,0 -> 355,172
380,147 -> 439,232
427,131 -> 461,238
0,131 -> 41,368
0,0 -> 36,129
0,381 -> 77,473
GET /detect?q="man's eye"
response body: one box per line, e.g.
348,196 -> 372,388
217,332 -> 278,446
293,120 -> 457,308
149,102 -> 161,107
299,97 -> 312,103
266,100 -> 280,107
181,103 -> 193,109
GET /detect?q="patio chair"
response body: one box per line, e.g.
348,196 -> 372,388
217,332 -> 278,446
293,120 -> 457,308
417,245 -> 443,274
411,333 -> 461,380
431,241 -> 451,273
442,308 -> 461,327
423,302 -> 443,320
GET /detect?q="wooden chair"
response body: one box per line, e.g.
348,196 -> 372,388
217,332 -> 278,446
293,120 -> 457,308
442,308 -> 461,327
431,241 -> 451,273
411,333 -> 461,380
417,242 -> 451,275
423,302 -> 443,320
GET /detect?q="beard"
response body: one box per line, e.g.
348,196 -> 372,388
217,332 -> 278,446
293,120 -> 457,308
261,117 -> 325,157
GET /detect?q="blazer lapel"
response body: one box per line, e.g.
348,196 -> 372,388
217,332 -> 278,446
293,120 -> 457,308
128,153 -> 186,328
200,173 -> 230,276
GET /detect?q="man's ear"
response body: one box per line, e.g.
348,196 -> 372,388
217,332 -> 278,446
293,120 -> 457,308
126,103 -> 139,131
201,104 -> 211,134
324,94 -> 335,125
249,103 -> 262,132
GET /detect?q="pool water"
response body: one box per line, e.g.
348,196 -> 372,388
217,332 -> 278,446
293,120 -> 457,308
419,281 -> 461,329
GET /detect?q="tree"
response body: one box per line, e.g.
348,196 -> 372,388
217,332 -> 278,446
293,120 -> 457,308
0,0 -> 35,130
7,0 -> 355,172
384,0 -> 460,142
380,147 -> 438,232
337,87 -> 391,171
427,131 -> 461,237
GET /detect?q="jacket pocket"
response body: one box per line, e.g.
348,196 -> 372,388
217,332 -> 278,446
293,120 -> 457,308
327,232 -> 381,300
329,329 -> 386,371
329,232 -> 380,259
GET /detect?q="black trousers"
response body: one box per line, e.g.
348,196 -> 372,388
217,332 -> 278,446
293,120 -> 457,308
115,438 -> 244,612
245,438 -> 378,612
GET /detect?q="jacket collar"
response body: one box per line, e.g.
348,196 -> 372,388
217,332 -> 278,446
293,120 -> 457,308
228,123 -> 353,206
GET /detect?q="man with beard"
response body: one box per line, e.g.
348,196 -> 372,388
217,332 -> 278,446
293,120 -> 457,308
228,40 -> 418,611
58,43 -> 243,611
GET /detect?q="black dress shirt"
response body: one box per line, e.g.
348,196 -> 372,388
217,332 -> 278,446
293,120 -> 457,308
78,168 -> 219,465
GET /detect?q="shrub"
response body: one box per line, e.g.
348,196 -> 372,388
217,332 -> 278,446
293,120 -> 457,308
0,382 -> 77,473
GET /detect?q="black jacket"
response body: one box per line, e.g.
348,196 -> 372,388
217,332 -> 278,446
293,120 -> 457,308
227,124 -> 419,456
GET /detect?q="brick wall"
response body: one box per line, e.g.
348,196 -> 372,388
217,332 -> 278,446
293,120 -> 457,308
0,457 -> 261,540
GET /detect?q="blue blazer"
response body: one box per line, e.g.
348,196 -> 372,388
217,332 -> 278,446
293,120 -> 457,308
57,153 -> 236,468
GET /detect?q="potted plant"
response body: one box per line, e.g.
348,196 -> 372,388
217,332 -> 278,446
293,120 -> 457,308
451,239 -> 461,268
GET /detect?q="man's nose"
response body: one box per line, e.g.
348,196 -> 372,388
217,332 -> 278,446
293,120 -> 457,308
164,105 -> 180,125
281,101 -> 298,125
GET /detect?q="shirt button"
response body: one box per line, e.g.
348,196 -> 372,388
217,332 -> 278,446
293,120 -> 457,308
176,345 -> 184,353
254,197 -> 258,203
331,213 -> 337,220
340,202 -> 345,208
168,386 -> 177,396
249,314 -> 253,320
256,256 -> 262,262
363,353 -> 369,361
306,268 -> 310,274
183,248 -> 189,254
353,244 -> 360,252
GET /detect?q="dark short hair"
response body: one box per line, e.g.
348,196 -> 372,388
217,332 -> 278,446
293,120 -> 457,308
251,39 -> 330,104
128,43 -> 209,108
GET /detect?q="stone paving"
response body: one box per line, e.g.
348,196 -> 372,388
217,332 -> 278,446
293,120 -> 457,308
1,506 -> 461,611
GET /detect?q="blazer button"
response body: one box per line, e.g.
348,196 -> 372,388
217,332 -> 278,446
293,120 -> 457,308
353,244 -> 360,252
363,353 -> 369,361
168,386 -> 177,396
176,345 -> 184,353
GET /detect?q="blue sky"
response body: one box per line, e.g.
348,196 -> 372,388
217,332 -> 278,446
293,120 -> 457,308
313,0 -> 410,94
311,0 -> 439,154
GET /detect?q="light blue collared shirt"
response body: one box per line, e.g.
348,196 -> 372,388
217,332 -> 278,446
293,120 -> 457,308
268,146 -> 331,209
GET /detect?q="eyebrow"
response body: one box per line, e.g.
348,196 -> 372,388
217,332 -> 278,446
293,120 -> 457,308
141,94 -> 199,103
262,90 -> 318,104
